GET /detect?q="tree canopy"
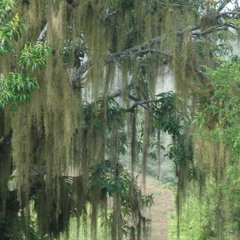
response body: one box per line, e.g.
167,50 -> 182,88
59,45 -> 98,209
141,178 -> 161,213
1,0 -> 240,239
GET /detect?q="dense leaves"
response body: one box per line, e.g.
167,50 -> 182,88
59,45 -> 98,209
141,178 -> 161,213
0,73 -> 38,109
0,3 -> 51,109
19,43 -> 52,72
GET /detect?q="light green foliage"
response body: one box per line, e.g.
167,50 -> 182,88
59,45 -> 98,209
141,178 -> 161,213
19,43 -> 52,72
0,72 -> 38,109
0,1 -> 24,53
169,193 -> 231,240
0,2 -> 51,109
194,57 -> 240,156
189,54 -> 240,238
225,165 -> 240,234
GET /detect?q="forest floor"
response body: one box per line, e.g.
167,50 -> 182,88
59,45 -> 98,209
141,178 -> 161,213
142,175 -> 175,240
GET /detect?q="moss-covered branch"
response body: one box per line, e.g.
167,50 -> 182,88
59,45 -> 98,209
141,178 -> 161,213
70,2 -> 240,85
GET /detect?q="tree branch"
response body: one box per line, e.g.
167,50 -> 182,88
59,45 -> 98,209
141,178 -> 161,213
126,99 -> 160,112
106,47 -> 170,63
70,7 -> 240,85
36,24 -> 48,43
70,36 -> 170,84
110,81 -> 134,98
217,0 -> 231,12
218,10 -> 240,18
70,60 -> 92,86
192,25 -> 229,36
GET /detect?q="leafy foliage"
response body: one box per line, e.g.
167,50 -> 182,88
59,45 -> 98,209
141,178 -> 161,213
153,91 -> 182,136
116,0 -> 134,10
194,57 -> 240,155
89,161 -> 153,227
169,192 -> 231,240
83,97 -> 126,131
19,43 -> 52,72
0,12 -> 24,54
0,3 -> 51,109
188,50 -> 240,240
0,73 -> 38,109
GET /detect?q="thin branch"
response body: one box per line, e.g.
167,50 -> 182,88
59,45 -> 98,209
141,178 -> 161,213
104,9 -> 119,19
106,47 -> 170,63
234,0 -> 239,8
110,82 -> 134,98
128,94 -> 139,102
223,22 -> 239,30
126,99 -> 160,112
217,10 -> 240,18
192,25 -> 229,36
217,0 -> 231,12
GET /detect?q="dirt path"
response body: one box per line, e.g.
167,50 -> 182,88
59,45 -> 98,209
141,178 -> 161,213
142,176 -> 175,240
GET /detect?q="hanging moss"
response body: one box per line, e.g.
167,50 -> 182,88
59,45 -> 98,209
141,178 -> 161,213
1,0 -> 228,239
